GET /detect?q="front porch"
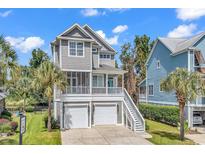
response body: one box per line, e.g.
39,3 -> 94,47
57,69 -> 125,97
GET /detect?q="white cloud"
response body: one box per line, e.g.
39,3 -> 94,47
106,8 -> 129,13
81,8 -> 105,17
167,24 -> 197,38
5,36 -> 45,53
81,8 -> 129,17
0,10 -> 12,18
176,8 -> 205,21
112,25 -> 128,33
106,36 -> 119,45
96,30 -> 118,45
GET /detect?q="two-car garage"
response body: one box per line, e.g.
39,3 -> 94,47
63,102 -> 119,129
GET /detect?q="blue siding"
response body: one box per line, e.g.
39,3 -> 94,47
194,36 -> 205,58
146,40 -> 188,105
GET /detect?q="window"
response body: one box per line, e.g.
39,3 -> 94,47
77,42 -> 83,56
100,54 -> 113,60
140,86 -> 146,95
69,42 -> 76,56
92,48 -> 97,53
148,85 -> 154,96
69,41 -> 84,57
92,75 -> 104,87
157,60 -> 160,69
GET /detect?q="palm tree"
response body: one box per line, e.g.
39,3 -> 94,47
33,60 -> 66,132
0,35 -> 17,91
161,68 -> 205,140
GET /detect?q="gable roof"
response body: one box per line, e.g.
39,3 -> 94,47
159,31 -> 205,55
83,24 -> 116,53
57,23 -> 93,39
146,31 -> 205,65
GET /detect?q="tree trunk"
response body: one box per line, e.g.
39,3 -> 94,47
179,101 -> 185,141
47,99 -> 52,132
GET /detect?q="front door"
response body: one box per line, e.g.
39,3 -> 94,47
108,77 -> 114,87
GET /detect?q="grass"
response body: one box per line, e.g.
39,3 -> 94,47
0,112 -> 61,145
146,119 -> 195,145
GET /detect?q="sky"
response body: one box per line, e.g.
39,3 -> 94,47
1,8 -> 205,66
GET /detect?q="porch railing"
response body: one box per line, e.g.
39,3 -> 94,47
63,86 -> 90,94
92,87 -> 123,94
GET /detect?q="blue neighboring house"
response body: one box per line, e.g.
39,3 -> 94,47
139,32 -> 205,128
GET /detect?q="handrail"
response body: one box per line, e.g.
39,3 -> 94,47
124,88 -> 145,131
123,100 -> 135,130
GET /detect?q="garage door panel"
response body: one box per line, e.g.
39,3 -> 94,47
64,105 -> 88,129
94,104 -> 117,125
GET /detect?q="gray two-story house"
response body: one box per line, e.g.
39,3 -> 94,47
139,32 -> 205,128
51,23 -> 145,132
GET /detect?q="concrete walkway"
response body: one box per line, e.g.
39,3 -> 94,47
61,125 -> 152,145
186,134 -> 205,145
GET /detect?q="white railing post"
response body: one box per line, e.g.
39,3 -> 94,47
106,74 -> 108,94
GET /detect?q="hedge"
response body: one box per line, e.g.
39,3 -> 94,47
139,103 -> 179,126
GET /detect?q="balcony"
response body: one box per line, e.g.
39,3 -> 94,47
60,86 -> 123,95
92,87 -> 123,94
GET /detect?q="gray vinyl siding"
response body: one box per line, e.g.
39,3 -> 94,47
54,45 -> 60,67
83,27 -> 115,53
92,52 -> 99,68
147,40 -> 188,105
99,59 -> 115,67
61,40 -> 92,70
62,28 -> 91,39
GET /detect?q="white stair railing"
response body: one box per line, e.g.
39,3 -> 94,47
123,88 -> 145,132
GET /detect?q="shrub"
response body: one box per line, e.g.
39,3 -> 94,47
139,103 -> 179,126
0,123 -> 12,133
10,121 -> 18,131
25,106 -> 35,112
1,110 -> 12,117
0,115 -> 12,121
43,114 -> 59,129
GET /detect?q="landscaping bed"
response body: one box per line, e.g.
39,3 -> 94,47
0,111 -> 61,145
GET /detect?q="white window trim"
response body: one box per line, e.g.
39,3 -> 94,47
100,53 -> 113,60
68,41 -> 85,57
92,48 -> 98,53
148,84 -> 154,96
157,60 -> 160,69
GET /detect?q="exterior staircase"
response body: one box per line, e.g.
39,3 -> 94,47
123,88 -> 145,132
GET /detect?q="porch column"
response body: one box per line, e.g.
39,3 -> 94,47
188,104 -> 193,128
106,73 -> 108,94
89,101 -> 92,128
90,72 -> 92,94
60,102 -> 64,130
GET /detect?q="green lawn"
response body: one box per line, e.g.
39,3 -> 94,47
146,119 -> 195,145
0,112 -> 61,145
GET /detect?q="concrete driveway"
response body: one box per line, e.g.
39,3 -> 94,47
61,125 -> 152,145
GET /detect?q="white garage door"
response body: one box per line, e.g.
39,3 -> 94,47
64,105 -> 88,129
94,104 -> 117,125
